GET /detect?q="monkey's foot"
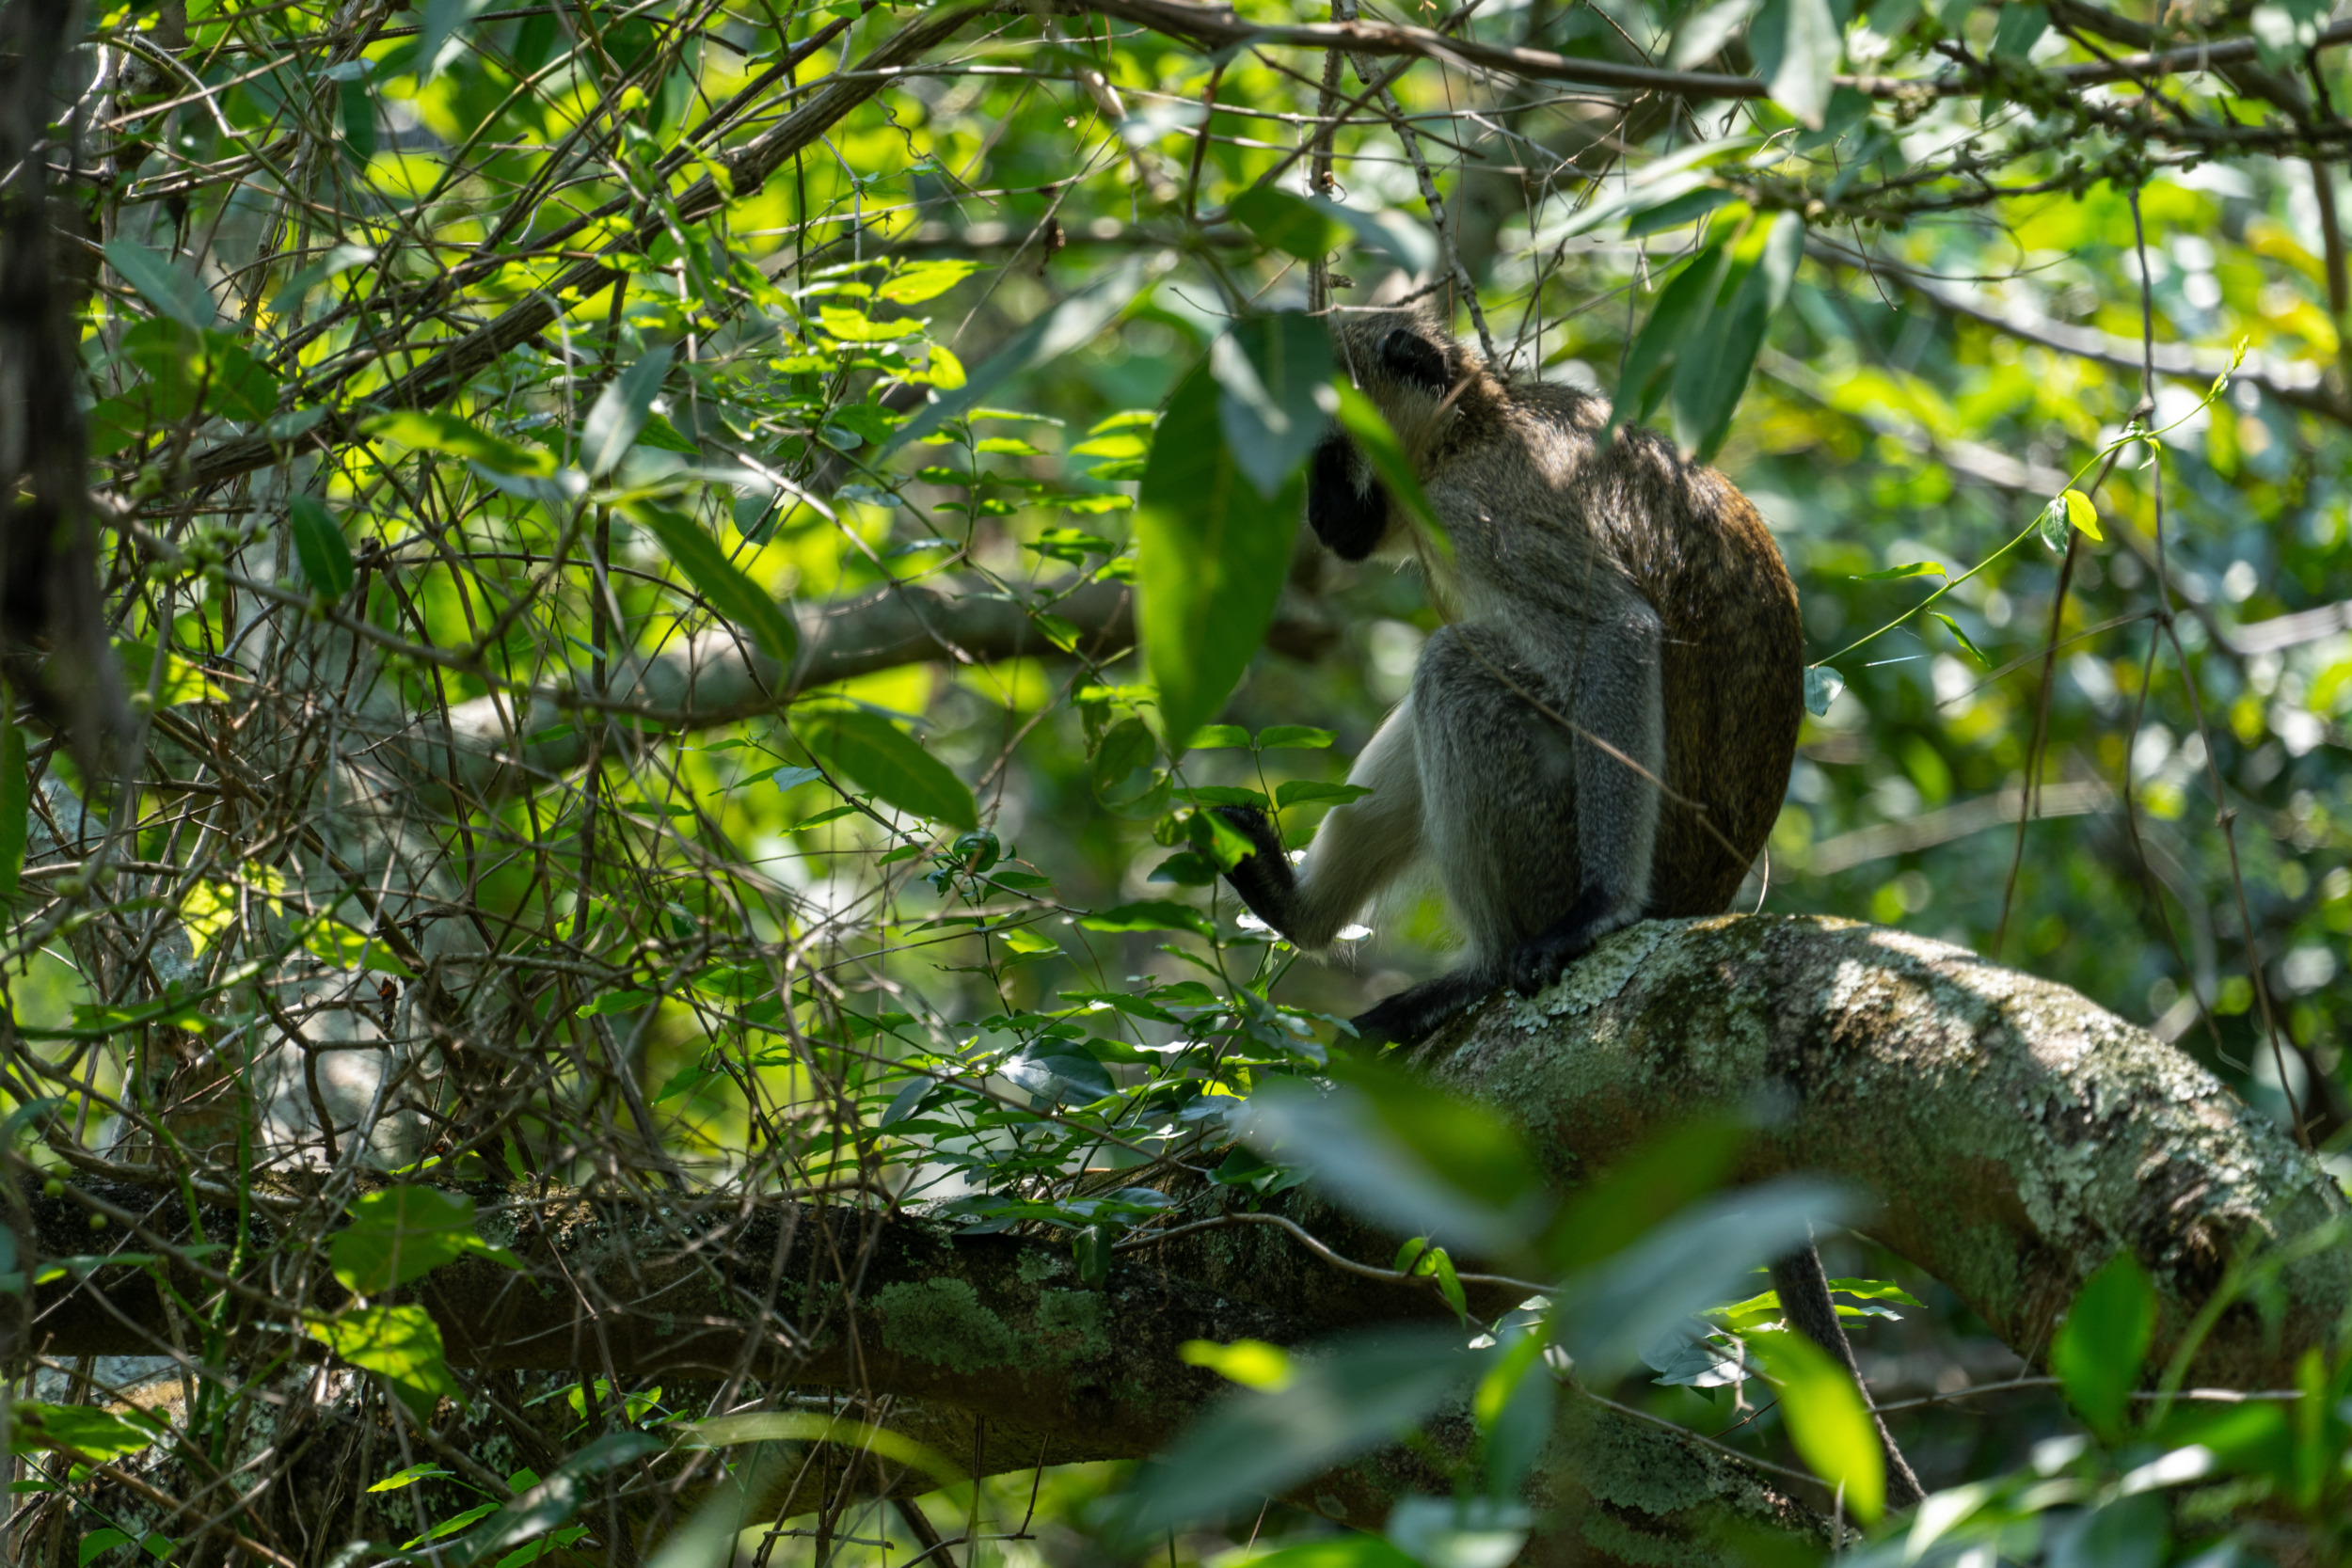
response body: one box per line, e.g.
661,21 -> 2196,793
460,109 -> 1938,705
1507,893 -> 1632,995
1349,971 -> 1491,1047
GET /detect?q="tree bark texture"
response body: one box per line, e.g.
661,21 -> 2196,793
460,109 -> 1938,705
12,914 -> 2344,1560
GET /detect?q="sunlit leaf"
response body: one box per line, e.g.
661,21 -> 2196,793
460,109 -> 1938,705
330,1185 -> 522,1295
308,1304 -> 460,1421
1751,1329 -> 1884,1522
1138,359 -> 1302,750
12,1402 -> 167,1461
888,260 -> 1151,452
104,238 -> 215,329
581,347 -> 675,478
799,710 -> 977,831
621,501 -> 799,668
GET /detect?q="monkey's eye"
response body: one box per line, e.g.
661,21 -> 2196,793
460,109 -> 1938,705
1377,329 -> 1449,394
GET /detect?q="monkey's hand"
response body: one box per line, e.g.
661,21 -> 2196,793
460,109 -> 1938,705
1211,805 -> 1297,939
1506,889 -> 1638,996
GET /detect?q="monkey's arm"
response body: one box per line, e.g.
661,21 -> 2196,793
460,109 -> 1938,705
1507,597 -> 1666,994
1218,696 -> 1423,949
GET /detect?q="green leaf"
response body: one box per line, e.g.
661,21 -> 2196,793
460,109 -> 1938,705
309,1304 -> 460,1421
441,1432 -> 664,1566
117,319 -> 277,423
1186,724 -> 1251,749
1092,717 -> 1160,808
1227,188 -> 1435,273
800,710 -> 977,831
581,346 -> 675,478
300,916 -> 414,978
368,1462 -> 454,1494
104,238 -> 215,329
1751,0 -> 1841,127
340,78 -> 376,164
1851,561 -> 1945,581
621,502 -> 799,668
879,259 -> 983,304
358,411 -> 557,477
1613,242 -> 1732,427
288,495 -> 356,599
12,1402 -> 167,1461
1213,312 -> 1333,499
2063,487 -> 2105,541
0,703 -> 24,903
268,243 -> 376,316
1078,900 -> 1215,939
329,1185 -> 522,1295
1751,1330 -> 1884,1522
1804,665 -> 1843,716
1256,725 -> 1336,749
2051,1251 -> 2156,1440
79,1529 -> 135,1566
1671,213 -> 1803,460
1211,1537 -> 1420,1568
1989,2 -> 2049,60
1110,1327 -> 1475,1541
1274,781 -> 1375,809
1138,359 -> 1303,750
1932,612 -> 1990,665
888,259 -> 1150,452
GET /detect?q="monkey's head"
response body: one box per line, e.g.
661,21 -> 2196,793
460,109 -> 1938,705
1327,306 -> 1483,463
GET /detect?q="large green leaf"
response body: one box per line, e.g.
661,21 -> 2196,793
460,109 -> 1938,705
581,346 -> 675,478
288,495 -> 355,598
1750,0 -> 1840,128
1110,1326 -> 1476,1540
308,1303 -> 459,1421
1751,1329 -> 1884,1522
12,1401 -> 167,1461
441,1433 -> 664,1566
103,238 -> 215,329
358,410 -> 556,476
329,1185 -> 522,1295
622,502 -> 799,668
1670,213 -> 1804,460
800,709 -> 977,831
2050,1251 -> 2156,1440
1212,312 -> 1332,499
1136,359 -> 1302,752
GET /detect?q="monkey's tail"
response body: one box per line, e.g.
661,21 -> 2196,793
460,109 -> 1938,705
1769,1242 -> 1929,1513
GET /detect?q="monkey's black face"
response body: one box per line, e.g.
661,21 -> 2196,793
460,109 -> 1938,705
1377,328 -> 1450,395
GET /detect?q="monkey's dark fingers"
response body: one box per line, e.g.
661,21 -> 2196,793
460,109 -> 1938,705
1210,805 -> 1298,936
1210,804 -> 1285,866
1507,907 -> 1608,995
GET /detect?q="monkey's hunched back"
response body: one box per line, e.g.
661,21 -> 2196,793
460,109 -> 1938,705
1517,384 -> 1802,913
1418,366 -> 1802,918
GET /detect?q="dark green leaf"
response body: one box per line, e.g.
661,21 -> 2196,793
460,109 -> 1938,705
442,1433 -> 664,1566
104,238 -> 215,329
289,495 -> 356,598
1613,243 -> 1732,428
1111,1327 -> 1476,1539
1137,359 -> 1303,749
622,502 -> 799,668
2050,1251 -> 2156,1440
582,347 -> 674,478
1750,0 -> 1840,127
1078,900 -> 1214,939
340,79 -> 376,164
1256,725 -> 1335,749
1275,781 -> 1375,809
799,710 -> 977,831
329,1185 -> 522,1295
1989,3 -> 2049,61
359,411 -> 557,476
1229,186 -> 1348,261
1213,312 -> 1332,499
1672,213 -> 1803,459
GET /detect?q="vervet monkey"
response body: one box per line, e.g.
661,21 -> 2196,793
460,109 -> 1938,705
1216,305 -> 1801,1047
1216,307 -> 1924,1508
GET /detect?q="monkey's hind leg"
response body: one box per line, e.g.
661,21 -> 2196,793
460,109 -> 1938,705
1770,1243 -> 1927,1511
